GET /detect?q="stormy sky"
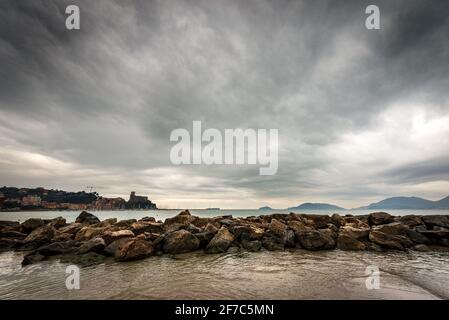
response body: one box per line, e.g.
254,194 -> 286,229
1,0 -> 449,209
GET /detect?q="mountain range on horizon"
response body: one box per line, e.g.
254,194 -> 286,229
260,195 -> 449,211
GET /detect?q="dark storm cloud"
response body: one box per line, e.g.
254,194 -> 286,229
0,0 -> 448,207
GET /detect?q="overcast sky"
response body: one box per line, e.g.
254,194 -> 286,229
1,0 -> 449,209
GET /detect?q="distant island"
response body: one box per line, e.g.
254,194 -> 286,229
0,187 -> 157,211
358,195 -> 449,210
288,203 -> 346,211
258,206 -> 273,210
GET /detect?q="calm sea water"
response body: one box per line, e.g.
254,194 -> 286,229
1,208 -> 449,223
1,209 -> 449,300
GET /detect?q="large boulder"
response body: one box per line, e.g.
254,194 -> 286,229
339,225 -> 370,240
242,240 -> 262,252
115,238 -> 154,261
58,223 -> 83,235
78,237 -> 106,254
337,234 -> 366,251
194,232 -> 215,248
101,230 -> 134,245
296,229 -> 336,250
302,215 -> 331,229
330,213 -> 345,228
23,225 -> 55,245
95,218 -> 117,227
114,219 -> 137,229
205,226 -> 235,253
47,217 -> 67,229
399,215 -> 423,228
162,230 -> 200,254
75,211 -> 101,225
103,237 -> 133,256
368,212 -> 395,226
372,222 -> 409,236
229,225 -> 264,241
21,218 -> 45,234
0,238 -> 23,250
164,211 -> 198,230
422,215 -> 449,229
368,230 -> 412,251
261,236 -> 284,251
75,226 -> 108,241
268,219 -> 287,237
131,221 -> 164,235
405,229 -> 430,244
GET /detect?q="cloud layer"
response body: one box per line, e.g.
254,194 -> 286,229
1,0 -> 449,208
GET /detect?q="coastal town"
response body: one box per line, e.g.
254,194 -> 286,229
0,187 -> 157,211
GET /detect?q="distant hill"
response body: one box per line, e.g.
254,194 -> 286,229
287,202 -> 345,211
359,195 -> 449,210
258,206 -> 273,210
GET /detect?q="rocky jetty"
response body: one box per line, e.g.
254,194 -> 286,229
1,210 -> 449,266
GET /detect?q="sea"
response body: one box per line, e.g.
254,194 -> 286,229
1,209 -> 449,300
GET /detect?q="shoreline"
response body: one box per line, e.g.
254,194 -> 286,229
1,210 -> 449,266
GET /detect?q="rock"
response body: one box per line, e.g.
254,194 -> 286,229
103,237 -> 133,256
418,227 -> 449,240
186,224 -> 202,234
302,215 -> 331,229
115,238 -> 154,261
75,211 -> 101,225
37,241 -> 78,256
21,218 -> 45,233
22,252 -> 46,266
0,229 -> 27,239
229,225 -> 264,241
399,215 -> 423,228
261,237 -> 284,251
58,223 -> 83,235
139,216 -> 156,222
372,222 -> 409,235
0,221 -> 20,229
78,237 -> 106,254
205,226 -> 235,253
219,219 -> 234,227
368,212 -> 395,226
164,212 -> 198,229
178,209 -> 191,216
95,218 -> 117,227
337,234 -> 366,251
131,221 -> 164,235
422,215 -> 449,229
101,230 -> 134,245
0,238 -> 23,250
330,213 -> 345,227
283,229 -> 296,247
413,244 -> 430,252
60,252 -> 106,267
114,219 -> 137,229
296,229 -> 336,250
268,219 -> 287,237
204,223 -> 219,234
162,230 -> 200,254
406,229 -> 430,244
194,232 -> 215,248
52,231 -> 74,242
74,227 -> 108,241
23,225 -> 55,245
368,230 -> 412,251
47,217 -> 67,229
339,225 -> 370,240
242,240 -> 262,252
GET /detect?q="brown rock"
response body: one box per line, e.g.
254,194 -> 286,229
399,215 -> 423,228
21,218 -> 45,233
115,238 -> 154,261
75,211 -> 101,225
101,229 -> 134,245
337,234 -> 366,251
162,230 -> 200,254
368,230 -> 412,251
74,226 -> 108,241
205,226 -> 235,253
296,229 -> 336,250
368,212 -> 395,226
78,237 -> 106,254
23,225 -> 55,245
